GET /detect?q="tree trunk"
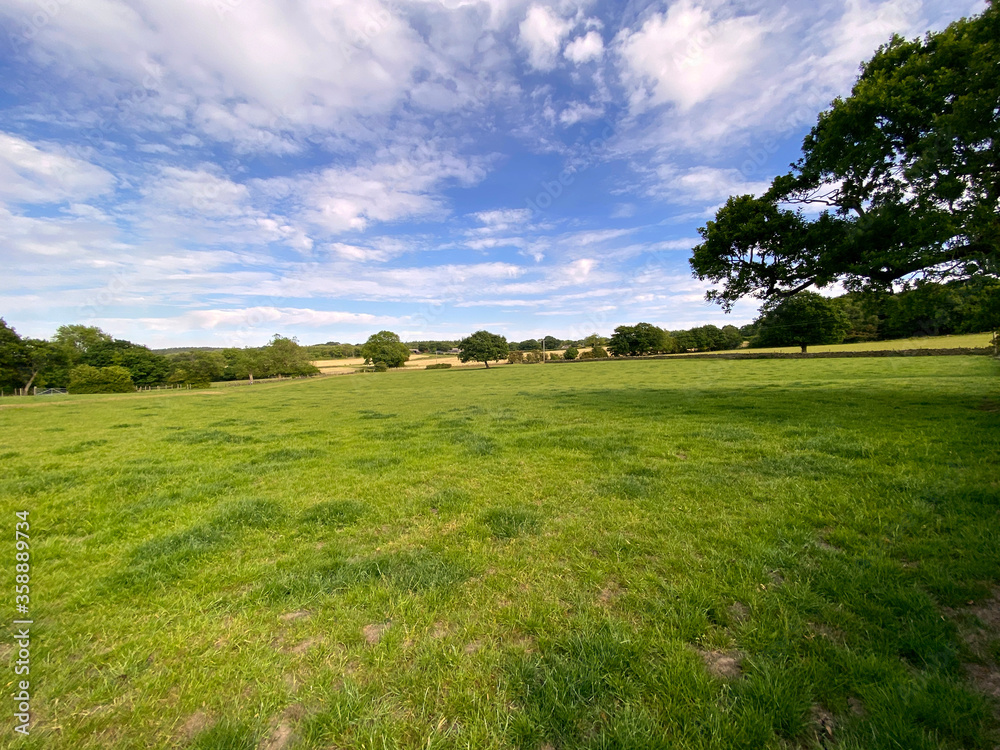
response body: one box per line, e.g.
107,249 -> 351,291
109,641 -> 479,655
800,344 -> 808,353
23,369 -> 39,395
484,360 -> 490,368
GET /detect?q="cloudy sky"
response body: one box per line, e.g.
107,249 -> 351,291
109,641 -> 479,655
0,0 -> 984,347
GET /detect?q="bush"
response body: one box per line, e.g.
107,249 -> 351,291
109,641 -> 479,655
564,346 -> 579,360
374,362 -> 388,372
69,364 -> 135,394
426,363 -> 452,370
507,351 -> 525,364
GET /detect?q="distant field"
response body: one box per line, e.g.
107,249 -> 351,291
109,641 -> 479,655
312,353 -> 482,372
2,357 -> 998,748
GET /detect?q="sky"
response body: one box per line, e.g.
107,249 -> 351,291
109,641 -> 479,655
0,0 -> 985,348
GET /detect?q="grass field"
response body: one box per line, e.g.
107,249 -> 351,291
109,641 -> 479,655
679,331 -> 995,356
2,356 -> 999,749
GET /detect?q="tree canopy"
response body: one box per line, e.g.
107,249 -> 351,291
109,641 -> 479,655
752,291 -> 850,352
691,4 -> 999,310
458,330 -> 509,368
360,330 -> 410,368
608,323 -> 675,356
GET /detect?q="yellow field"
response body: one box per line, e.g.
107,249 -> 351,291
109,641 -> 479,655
310,353 -> 510,373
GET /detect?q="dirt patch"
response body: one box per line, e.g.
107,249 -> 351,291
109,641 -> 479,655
847,697 -> 867,717
810,705 -> 836,742
279,610 -> 311,622
259,705 -> 305,750
767,569 -> 785,586
431,621 -> 453,639
288,637 -> 320,655
944,586 -> 1000,717
363,622 -> 390,645
178,711 -> 213,742
698,649 -> 742,679
808,621 -> 846,644
464,640 -> 482,654
728,601 -> 749,623
598,582 -> 622,606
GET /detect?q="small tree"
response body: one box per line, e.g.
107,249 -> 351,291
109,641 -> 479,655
458,330 -> 509,368
69,364 -> 134,394
564,346 -> 579,360
361,331 -> 410,368
752,291 -> 850,352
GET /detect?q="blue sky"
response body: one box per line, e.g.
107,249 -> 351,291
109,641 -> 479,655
0,0 -> 984,347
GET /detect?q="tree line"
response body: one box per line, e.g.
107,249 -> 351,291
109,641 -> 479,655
0,323 -> 318,394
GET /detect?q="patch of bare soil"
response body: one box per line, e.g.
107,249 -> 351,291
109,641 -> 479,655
259,705 -> 305,750
728,601 -> 750,623
363,622 -> 391,645
945,586 -> 1000,718
698,649 -> 742,679
177,711 -> 213,742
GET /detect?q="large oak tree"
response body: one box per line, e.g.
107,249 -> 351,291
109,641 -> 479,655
691,3 -> 999,311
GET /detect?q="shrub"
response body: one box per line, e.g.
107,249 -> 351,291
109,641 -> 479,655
374,362 -> 388,372
507,350 -> 525,364
426,363 -> 452,370
564,346 -> 579,360
69,364 -> 135,394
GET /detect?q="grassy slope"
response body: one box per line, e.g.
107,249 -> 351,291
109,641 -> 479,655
1,357 -> 999,749
682,331 -> 994,356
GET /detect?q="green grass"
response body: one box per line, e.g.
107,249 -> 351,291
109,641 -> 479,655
678,330 -> 994,355
1,357 -> 999,749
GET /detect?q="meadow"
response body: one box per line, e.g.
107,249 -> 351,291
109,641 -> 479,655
1,356 -> 998,749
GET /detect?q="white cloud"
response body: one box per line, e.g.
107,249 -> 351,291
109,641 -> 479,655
653,166 -> 771,205
559,100 -> 604,125
618,1 -> 769,112
564,30 -> 603,63
262,146 -> 488,233
473,208 -> 533,227
0,132 -> 115,205
518,5 -> 573,70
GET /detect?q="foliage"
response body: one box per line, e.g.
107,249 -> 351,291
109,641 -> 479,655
425,363 -> 452,370
361,331 -> 410,368
222,336 -> 320,380
542,335 -> 562,350
583,333 -> 608,348
79,338 -> 171,387
579,345 -> 609,360
608,323 -> 675,356
0,318 -> 26,391
672,324 -> 743,352
53,324 -> 114,360
68,364 -> 135,393
751,291 -> 850,352
691,4 -> 1000,309
563,346 -> 579,360
373,362 -> 388,372
458,330 -> 509,368
517,339 -> 541,351
169,351 -> 226,387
